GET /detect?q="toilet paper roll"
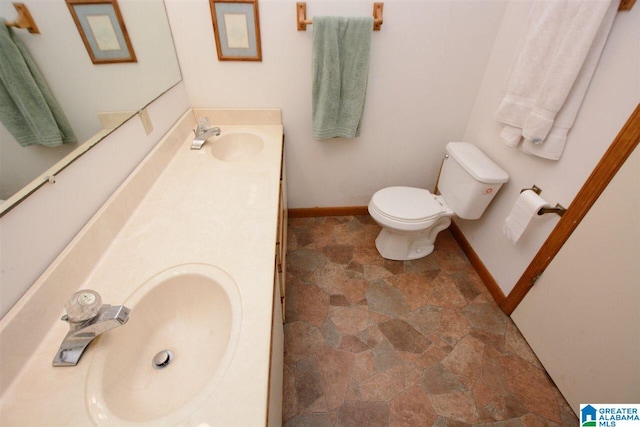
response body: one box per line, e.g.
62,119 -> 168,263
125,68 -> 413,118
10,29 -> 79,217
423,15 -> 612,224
503,190 -> 551,244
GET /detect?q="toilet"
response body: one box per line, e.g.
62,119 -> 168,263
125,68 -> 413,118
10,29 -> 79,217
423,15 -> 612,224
368,142 -> 508,260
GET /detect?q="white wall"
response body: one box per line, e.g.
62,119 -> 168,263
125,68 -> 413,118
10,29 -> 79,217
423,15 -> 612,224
0,83 -> 189,318
165,0 -> 507,208
460,2 -> 639,295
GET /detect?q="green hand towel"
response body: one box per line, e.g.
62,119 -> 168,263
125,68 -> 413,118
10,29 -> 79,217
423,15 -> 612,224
312,16 -> 373,140
0,20 -> 77,147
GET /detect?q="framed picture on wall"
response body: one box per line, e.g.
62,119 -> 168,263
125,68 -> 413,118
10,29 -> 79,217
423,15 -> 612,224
66,0 -> 137,64
209,0 -> 262,61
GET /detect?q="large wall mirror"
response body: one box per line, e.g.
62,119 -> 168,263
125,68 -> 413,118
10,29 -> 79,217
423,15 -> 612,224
0,0 -> 182,215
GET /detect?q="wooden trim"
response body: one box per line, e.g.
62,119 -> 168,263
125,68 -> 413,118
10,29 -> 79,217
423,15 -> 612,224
619,0 -> 636,11
288,206 -> 369,218
501,103 -> 640,315
449,221 -> 506,305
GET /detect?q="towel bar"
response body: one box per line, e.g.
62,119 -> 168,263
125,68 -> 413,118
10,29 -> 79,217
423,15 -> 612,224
5,3 -> 40,34
297,2 -> 383,31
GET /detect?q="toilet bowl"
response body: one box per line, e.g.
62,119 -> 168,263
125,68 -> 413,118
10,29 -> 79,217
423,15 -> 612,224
368,187 -> 454,260
368,142 -> 509,261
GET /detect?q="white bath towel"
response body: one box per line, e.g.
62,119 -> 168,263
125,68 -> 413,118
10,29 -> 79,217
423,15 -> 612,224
495,0 -> 619,160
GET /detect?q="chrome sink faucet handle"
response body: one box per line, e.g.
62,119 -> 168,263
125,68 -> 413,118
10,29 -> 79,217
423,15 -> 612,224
192,117 -> 221,150
52,289 -> 130,367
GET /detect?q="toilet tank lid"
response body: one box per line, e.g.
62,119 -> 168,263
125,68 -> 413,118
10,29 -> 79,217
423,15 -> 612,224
445,142 -> 509,184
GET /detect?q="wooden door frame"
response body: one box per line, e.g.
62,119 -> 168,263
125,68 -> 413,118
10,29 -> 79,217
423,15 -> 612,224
501,103 -> 640,315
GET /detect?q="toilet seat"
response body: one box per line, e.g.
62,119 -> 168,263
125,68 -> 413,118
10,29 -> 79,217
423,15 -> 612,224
369,186 -> 450,231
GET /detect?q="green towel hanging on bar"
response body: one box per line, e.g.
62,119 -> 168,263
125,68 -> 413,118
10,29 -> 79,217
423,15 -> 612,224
0,20 -> 77,147
312,16 -> 373,140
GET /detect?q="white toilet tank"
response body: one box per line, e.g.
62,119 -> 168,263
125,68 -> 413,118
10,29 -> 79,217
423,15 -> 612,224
438,142 -> 509,220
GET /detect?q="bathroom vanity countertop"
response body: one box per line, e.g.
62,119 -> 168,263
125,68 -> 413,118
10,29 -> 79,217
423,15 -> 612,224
0,110 -> 284,426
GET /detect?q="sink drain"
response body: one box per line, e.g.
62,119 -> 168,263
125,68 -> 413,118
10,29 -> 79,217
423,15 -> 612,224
152,350 -> 174,369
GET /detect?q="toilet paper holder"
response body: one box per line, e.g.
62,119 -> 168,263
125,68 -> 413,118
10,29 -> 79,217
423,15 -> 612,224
538,204 -> 567,217
520,185 -> 567,217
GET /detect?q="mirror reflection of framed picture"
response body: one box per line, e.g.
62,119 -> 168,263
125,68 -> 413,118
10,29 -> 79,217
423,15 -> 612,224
66,0 -> 137,64
210,0 -> 262,61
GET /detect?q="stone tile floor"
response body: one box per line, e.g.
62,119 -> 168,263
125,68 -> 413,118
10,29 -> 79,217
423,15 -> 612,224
283,215 -> 578,427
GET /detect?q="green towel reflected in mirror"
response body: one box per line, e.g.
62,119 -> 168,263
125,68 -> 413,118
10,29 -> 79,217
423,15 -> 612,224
0,20 -> 76,147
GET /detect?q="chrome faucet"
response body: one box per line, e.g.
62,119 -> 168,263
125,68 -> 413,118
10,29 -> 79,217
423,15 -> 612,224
191,117 -> 221,150
52,290 -> 130,367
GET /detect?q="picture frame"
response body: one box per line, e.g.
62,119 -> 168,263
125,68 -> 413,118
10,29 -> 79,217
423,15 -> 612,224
210,0 -> 262,61
65,0 -> 137,64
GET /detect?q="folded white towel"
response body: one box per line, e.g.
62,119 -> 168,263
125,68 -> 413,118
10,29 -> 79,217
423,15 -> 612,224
495,0 -> 619,160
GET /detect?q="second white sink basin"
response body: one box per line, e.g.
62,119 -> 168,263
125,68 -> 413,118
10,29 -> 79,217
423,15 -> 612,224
209,132 -> 264,162
85,264 -> 242,426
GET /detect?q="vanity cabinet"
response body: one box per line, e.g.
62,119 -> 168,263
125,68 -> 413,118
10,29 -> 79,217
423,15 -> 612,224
268,135 -> 287,426
275,137 -> 287,320
268,264 -> 284,426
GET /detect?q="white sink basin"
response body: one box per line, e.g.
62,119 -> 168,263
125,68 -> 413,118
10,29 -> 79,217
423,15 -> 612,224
209,132 -> 264,161
86,264 -> 242,426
